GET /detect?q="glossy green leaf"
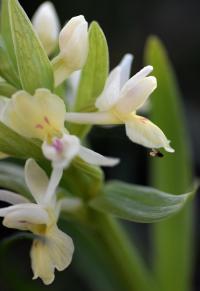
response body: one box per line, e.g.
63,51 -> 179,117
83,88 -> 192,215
8,0 -> 54,93
144,36 -> 194,291
90,181 -> 193,223
68,21 -> 109,138
0,37 -> 20,88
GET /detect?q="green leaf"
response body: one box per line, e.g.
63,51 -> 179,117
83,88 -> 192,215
8,0 -> 54,93
144,36 -> 194,291
0,37 -> 20,88
0,122 -> 44,160
0,79 -> 17,96
1,0 -> 18,73
90,181 -> 193,223
68,21 -> 109,138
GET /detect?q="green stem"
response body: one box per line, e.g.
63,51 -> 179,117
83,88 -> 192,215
93,213 -> 156,291
65,212 -> 157,291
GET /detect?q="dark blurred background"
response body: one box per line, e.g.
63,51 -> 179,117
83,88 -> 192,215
0,0 -> 200,290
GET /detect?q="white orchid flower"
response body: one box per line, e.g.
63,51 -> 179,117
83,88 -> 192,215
32,2 -> 60,56
0,159 -> 74,285
52,15 -> 89,86
1,89 -> 119,169
65,55 -> 174,153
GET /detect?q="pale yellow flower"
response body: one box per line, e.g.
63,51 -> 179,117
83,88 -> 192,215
1,89 -> 119,168
65,55 -> 174,153
0,159 -> 74,285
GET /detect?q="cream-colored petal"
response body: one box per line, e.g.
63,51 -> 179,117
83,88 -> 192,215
2,95 -> 34,138
3,89 -> 66,140
116,76 -> 157,115
25,159 -> 49,204
65,111 -> 120,124
0,203 -> 39,216
31,225 -> 74,285
120,65 -> 153,94
125,114 -> 174,152
47,225 -> 74,271
31,240 -> 55,285
2,204 -> 49,230
95,67 -> 121,111
0,190 -> 30,205
79,146 -> 120,166
119,54 -> 133,88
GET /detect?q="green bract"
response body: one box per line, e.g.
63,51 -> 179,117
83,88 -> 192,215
2,0 -> 54,93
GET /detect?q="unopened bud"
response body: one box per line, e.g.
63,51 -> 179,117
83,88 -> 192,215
52,15 -> 88,86
32,2 -> 60,55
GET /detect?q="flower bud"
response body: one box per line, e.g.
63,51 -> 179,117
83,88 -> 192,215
32,2 -> 60,55
53,15 -> 89,86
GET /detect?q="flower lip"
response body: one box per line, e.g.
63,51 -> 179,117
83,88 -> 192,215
52,138 -> 63,153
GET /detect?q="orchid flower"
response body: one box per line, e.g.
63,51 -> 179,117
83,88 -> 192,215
32,2 -> 60,56
65,55 -> 174,153
0,159 -> 74,285
52,15 -> 89,86
1,89 -> 119,169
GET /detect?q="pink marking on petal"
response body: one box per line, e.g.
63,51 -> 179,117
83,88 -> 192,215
44,116 -> 50,125
52,139 -> 63,153
36,124 -> 44,129
140,117 -> 148,124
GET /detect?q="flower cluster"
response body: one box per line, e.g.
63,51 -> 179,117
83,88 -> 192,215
0,0 -> 174,286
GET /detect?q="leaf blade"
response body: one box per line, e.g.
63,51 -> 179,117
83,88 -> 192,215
90,181 -> 193,223
8,0 -> 54,93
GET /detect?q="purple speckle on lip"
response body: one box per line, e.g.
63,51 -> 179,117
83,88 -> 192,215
52,139 -> 63,153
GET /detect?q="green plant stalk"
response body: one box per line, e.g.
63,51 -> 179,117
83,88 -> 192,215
145,36 -> 194,291
96,213 -> 156,291
89,212 -> 156,291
